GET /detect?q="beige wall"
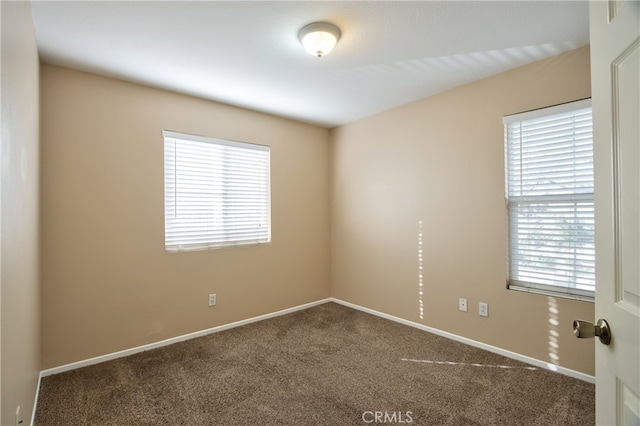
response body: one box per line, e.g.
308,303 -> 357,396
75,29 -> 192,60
40,64 -> 331,369
330,46 -> 596,375
41,46 -> 596,376
1,1 -> 41,424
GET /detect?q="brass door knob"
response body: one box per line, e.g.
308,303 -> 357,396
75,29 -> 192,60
573,318 -> 611,345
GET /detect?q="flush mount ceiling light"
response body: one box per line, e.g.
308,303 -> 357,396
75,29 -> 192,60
298,22 -> 341,58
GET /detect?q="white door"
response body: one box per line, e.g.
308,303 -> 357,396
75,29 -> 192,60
590,0 -> 640,424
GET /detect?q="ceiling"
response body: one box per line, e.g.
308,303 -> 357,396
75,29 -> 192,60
31,1 -> 590,128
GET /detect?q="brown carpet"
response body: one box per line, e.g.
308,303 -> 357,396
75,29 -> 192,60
35,302 -> 594,425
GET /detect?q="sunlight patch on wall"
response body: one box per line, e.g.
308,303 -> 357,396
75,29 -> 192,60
547,296 -> 561,368
418,220 -> 424,320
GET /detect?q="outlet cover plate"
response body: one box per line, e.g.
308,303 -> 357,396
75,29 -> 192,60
208,294 -> 216,306
479,302 -> 488,317
458,298 -> 468,312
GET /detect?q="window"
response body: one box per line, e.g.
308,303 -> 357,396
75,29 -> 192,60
504,99 -> 594,300
163,130 -> 270,252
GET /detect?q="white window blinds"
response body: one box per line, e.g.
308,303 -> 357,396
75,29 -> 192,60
504,99 -> 594,299
163,130 -> 270,252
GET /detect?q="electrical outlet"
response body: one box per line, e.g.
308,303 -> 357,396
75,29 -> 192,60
479,302 -> 489,317
458,298 -> 468,312
208,294 -> 216,307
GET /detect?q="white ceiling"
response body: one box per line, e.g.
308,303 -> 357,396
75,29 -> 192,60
31,1 -> 590,128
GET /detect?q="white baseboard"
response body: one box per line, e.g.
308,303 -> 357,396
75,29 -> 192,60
329,297 -> 595,384
37,295 -> 595,386
30,371 -> 43,426
40,298 -> 332,378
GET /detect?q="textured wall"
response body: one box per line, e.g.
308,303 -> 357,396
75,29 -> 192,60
330,46 -> 595,375
40,65 -> 331,368
1,1 -> 41,424
41,46 -> 596,377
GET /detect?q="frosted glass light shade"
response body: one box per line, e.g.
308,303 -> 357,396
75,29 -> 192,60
299,22 -> 341,57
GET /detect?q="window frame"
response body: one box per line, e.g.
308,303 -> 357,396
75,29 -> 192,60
163,130 -> 271,252
503,99 -> 594,302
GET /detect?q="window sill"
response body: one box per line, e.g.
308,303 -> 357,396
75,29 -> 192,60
508,284 -> 595,303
